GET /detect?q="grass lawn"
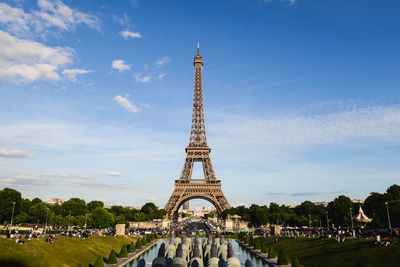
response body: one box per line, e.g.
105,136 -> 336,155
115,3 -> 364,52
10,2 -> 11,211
0,235 -> 138,267
255,236 -> 400,267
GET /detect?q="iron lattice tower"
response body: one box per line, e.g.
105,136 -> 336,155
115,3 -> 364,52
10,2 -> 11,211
165,43 -> 230,217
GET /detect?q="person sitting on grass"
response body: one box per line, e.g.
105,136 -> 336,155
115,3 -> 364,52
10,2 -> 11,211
46,235 -> 55,245
375,234 -> 381,246
15,236 -> 25,244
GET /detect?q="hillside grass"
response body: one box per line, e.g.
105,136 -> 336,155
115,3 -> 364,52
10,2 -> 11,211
253,236 -> 400,267
0,235 -> 138,267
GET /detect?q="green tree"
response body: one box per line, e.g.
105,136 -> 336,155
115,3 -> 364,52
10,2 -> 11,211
0,188 -> 22,223
329,195 -> 352,227
88,200 -> 104,211
89,207 -> 114,228
118,245 -> 128,258
107,249 -> 117,264
363,192 -> 386,228
292,257 -> 302,267
30,202 -> 48,224
93,256 -> 104,267
277,251 -> 289,265
249,204 -> 269,227
61,198 -> 87,216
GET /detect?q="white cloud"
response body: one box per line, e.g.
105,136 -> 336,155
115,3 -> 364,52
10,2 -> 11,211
135,73 -> 151,83
120,30 -> 142,40
0,148 -> 37,158
0,0 -> 100,38
156,57 -> 170,67
158,73 -> 166,79
106,172 -> 124,177
264,0 -> 297,5
0,30 -> 73,82
209,106 -> 400,149
113,94 -> 140,113
62,68 -> 93,82
111,59 -> 131,72
140,103 -> 151,109
112,13 -> 129,26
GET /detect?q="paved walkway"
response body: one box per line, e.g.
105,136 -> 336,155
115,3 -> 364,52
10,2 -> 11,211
105,239 -> 159,267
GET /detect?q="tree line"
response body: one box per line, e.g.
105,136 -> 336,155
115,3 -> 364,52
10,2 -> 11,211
0,188 -> 166,228
220,184 -> 400,228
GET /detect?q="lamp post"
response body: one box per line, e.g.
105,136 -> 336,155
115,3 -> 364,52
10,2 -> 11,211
385,202 -> 392,235
326,211 -> 329,229
44,208 -> 49,235
68,211 -> 71,231
349,207 -> 354,237
84,213 -> 88,231
10,201 -> 16,234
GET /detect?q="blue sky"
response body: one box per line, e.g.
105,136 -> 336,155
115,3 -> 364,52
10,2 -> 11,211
0,0 -> 399,208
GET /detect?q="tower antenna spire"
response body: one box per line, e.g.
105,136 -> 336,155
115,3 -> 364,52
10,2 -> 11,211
197,40 -> 200,55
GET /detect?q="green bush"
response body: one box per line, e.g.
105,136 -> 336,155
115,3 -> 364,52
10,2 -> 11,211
277,251 -> 289,265
128,241 -> 136,252
108,249 -> 118,264
261,242 -> 268,253
292,257 -> 302,267
135,239 -> 142,249
254,239 -> 262,250
249,236 -> 254,247
118,244 -> 128,258
93,256 -> 104,267
268,247 -> 277,259
141,238 -> 147,246
244,236 -> 250,245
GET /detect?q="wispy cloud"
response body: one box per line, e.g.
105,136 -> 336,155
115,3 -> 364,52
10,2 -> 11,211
111,59 -> 131,72
106,172 -> 124,177
135,72 -> 151,83
156,57 -> 170,67
158,73 -> 166,79
264,0 -> 297,5
209,105 -> 400,149
265,191 -> 345,197
0,148 -> 37,158
113,94 -> 140,113
62,68 -> 93,82
120,30 -> 142,40
112,13 -> 129,26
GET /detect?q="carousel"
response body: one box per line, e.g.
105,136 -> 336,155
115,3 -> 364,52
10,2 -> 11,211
353,206 -> 372,228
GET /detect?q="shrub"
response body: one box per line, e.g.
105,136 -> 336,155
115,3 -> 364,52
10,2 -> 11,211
118,245 -> 128,258
93,256 -> 104,267
268,247 -> 277,259
141,238 -> 147,246
249,236 -> 254,247
292,257 -> 302,267
261,242 -> 268,254
245,236 -> 251,245
108,249 -> 118,264
135,239 -> 142,249
128,241 -> 136,252
254,239 -> 261,250
277,251 -> 289,265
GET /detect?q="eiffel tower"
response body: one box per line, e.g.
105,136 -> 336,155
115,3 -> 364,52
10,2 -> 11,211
165,42 -> 230,218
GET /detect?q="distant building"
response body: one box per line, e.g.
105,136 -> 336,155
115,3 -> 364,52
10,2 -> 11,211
182,201 -> 189,210
313,201 -> 329,207
45,198 -> 64,205
352,199 -> 364,204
